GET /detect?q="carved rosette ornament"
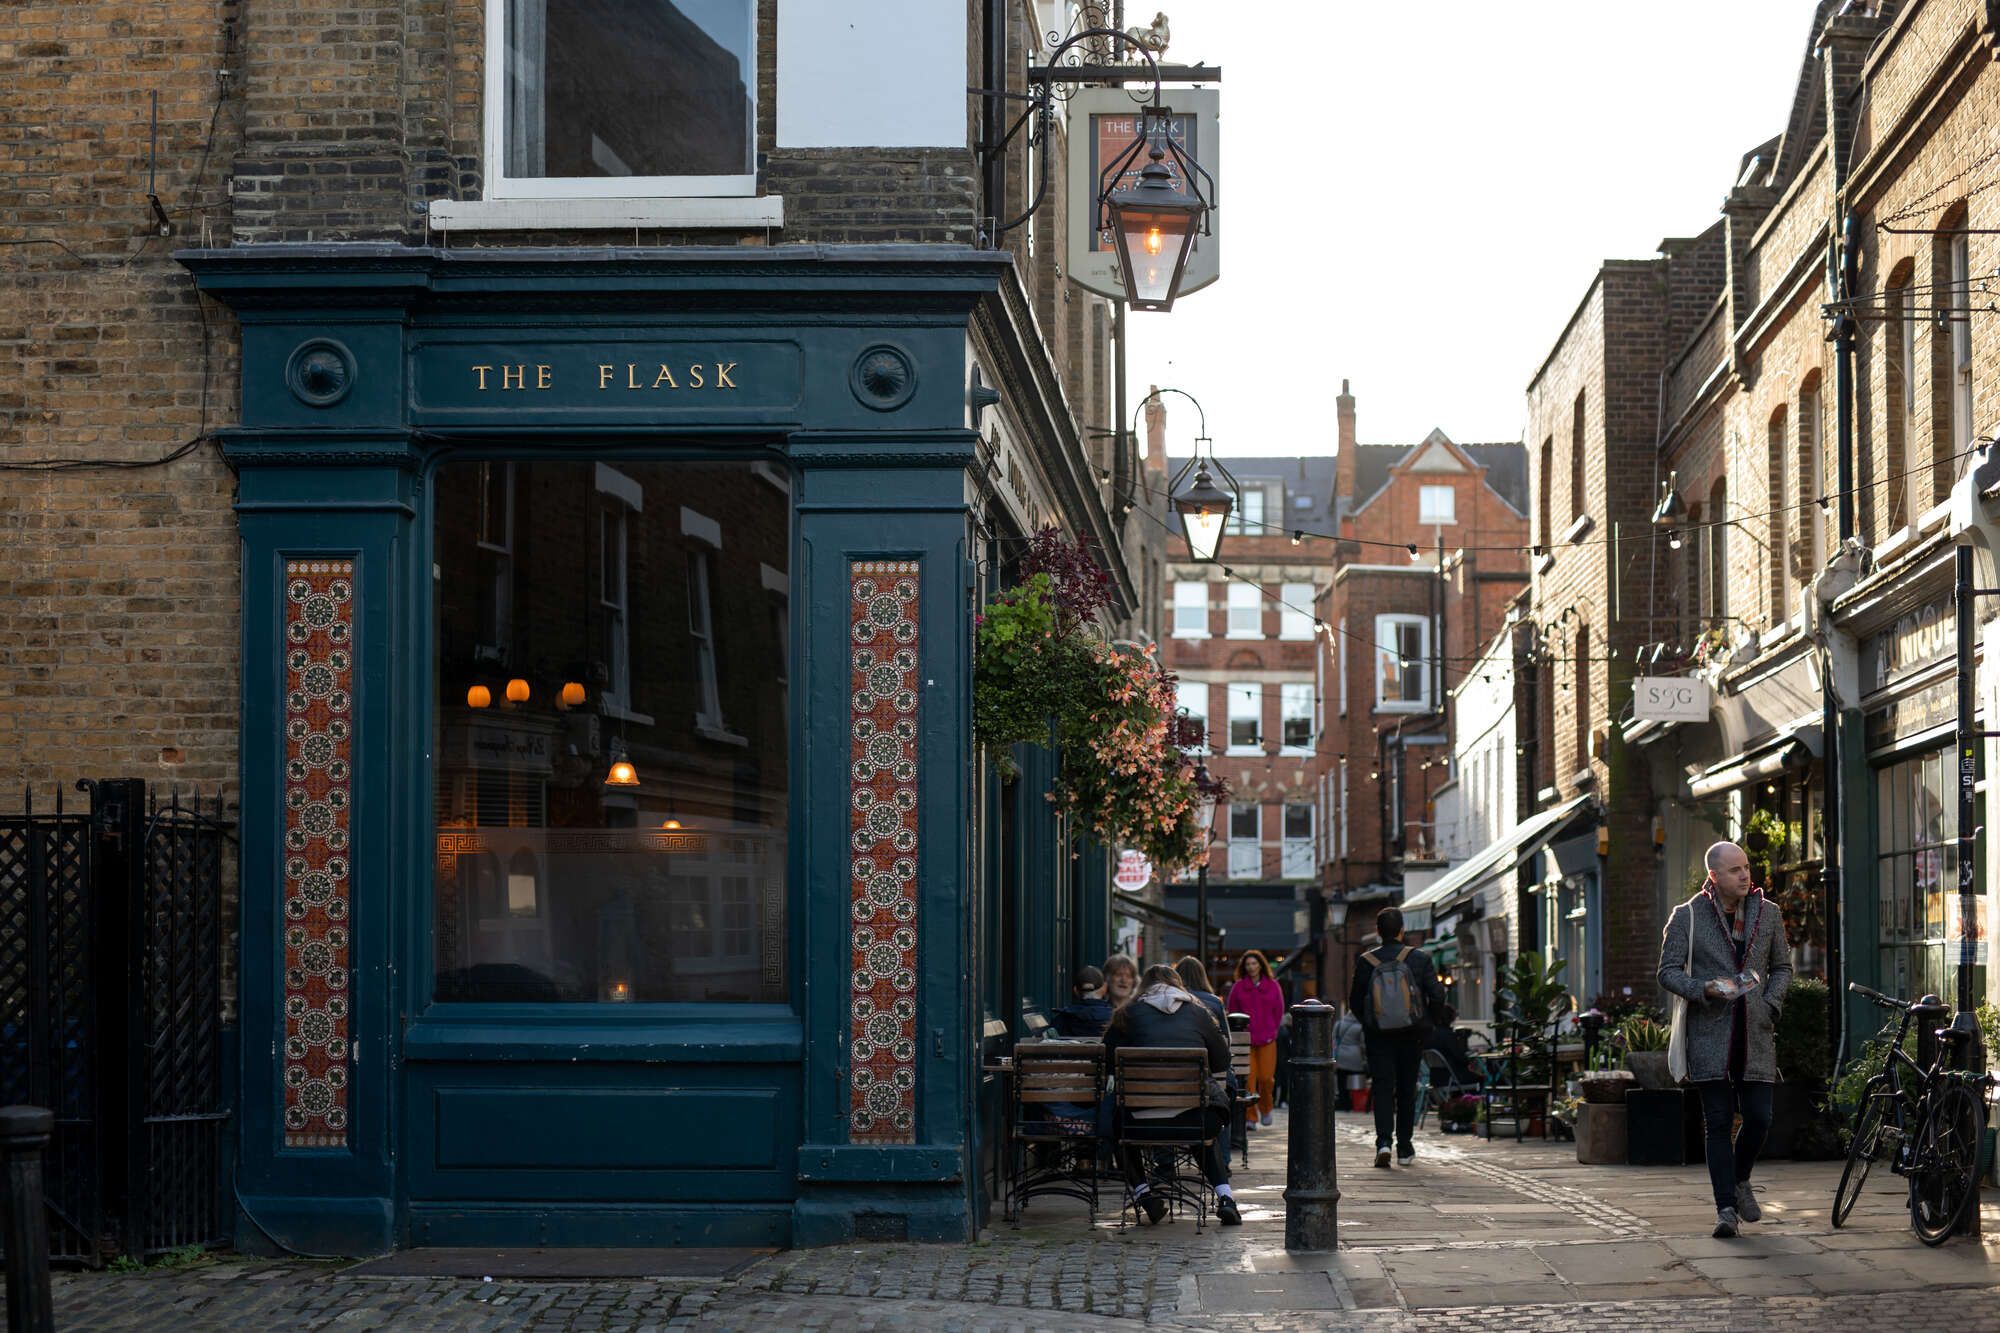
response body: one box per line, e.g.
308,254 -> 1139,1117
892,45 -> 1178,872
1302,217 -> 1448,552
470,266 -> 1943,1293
848,561 -> 921,1141
281,560 -> 355,1147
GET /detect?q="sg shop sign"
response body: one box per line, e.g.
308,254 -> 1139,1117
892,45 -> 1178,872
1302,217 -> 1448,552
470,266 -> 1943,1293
412,339 -> 802,419
1633,676 -> 1711,723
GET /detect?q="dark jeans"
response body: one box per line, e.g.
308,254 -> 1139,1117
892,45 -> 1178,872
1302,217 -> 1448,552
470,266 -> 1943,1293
1118,1106 -> 1231,1189
1366,1034 -> 1422,1153
1695,1078 -> 1774,1211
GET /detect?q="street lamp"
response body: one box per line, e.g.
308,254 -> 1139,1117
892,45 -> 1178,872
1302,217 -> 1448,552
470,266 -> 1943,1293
1172,458 -> 1235,562
1106,107 -> 1207,312
1192,762 -> 1225,975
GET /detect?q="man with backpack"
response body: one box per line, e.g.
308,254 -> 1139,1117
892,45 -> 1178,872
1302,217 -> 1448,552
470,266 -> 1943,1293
1348,906 -> 1446,1169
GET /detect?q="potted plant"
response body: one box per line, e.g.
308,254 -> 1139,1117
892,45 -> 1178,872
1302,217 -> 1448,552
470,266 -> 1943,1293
1486,953 -> 1568,1138
1438,1094 -> 1480,1134
1619,1014 -> 1674,1090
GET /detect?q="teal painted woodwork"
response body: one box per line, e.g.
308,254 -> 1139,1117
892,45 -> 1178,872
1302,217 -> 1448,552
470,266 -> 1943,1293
184,243 -> 1113,1254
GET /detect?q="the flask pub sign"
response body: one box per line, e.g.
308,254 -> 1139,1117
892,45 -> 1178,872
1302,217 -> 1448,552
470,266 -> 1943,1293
412,340 -> 800,418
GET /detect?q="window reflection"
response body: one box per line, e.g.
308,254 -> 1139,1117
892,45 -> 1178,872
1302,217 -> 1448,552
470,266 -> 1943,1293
433,459 -> 789,1004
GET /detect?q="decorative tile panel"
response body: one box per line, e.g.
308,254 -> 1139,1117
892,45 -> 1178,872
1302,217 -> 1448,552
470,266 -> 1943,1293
281,560 -> 354,1148
847,561 -> 920,1142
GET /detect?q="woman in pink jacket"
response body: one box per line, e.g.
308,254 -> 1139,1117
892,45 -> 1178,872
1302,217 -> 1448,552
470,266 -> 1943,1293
1225,950 -> 1285,1130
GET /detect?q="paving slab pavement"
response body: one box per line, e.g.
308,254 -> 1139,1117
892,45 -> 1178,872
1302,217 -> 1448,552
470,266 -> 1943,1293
45,1105 -> 2000,1330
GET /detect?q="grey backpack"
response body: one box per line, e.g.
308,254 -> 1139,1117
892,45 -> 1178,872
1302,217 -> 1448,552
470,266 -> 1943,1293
1365,945 -> 1421,1032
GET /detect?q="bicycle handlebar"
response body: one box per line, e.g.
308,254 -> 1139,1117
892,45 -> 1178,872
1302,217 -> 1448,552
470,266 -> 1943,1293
1848,981 -> 1905,1010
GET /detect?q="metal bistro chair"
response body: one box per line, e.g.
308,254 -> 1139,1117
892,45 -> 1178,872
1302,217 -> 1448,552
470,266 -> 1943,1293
1226,1012 -> 1258,1168
1113,1046 -> 1220,1233
1415,1047 -> 1482,1131
1007,1041 -> 1106,1224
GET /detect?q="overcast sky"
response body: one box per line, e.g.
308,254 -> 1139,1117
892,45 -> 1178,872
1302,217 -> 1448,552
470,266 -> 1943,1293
1126,1 -> 1817,457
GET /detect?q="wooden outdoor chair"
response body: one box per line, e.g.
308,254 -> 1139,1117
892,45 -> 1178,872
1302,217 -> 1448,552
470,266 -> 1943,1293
1113,1045 -> 1219,1232
1006,1041 -> 1106,1224
1226,1012 -> 1258,1168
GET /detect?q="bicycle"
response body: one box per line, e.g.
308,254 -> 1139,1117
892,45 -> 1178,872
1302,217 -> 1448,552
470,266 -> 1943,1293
1831,983 -> 1992,1245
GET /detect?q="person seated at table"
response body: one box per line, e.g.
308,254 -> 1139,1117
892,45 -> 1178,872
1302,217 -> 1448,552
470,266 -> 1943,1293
1102,952 -> 1140,1007
1172,956 -> 1229,1029
1102,964 -> 1241,1226
1053,965 -> 1114,1039
1422,1004 -> 1482,1088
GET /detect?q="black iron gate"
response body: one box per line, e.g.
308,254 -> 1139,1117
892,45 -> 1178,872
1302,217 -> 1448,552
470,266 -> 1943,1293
0,779 -> 233,1265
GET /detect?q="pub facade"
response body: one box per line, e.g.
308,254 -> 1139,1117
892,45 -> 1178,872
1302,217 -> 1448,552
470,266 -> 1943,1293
5,1 -> 1171,1254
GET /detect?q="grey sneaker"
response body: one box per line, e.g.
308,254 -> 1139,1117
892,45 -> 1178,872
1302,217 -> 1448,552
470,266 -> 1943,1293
1712,1206 -> 1739,1239
1734,1181 -> 1761,1223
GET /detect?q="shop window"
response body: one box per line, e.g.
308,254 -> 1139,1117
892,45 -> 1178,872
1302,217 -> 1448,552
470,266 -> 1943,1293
1173,580 -> 1209,638
487,0 -> 756,199
1228,804 -> 1261,879
1226,581 -> 1263,638
1226,681 -> 1262,754
1279,581 -> 1314,640
432,459 -> 790,1005
1419,485 -> 1455,526
1876,749 -> 1962,1003
1374,614 -> 1429,711
1280,682 -> 1314,755
1282,802 -> 1313,879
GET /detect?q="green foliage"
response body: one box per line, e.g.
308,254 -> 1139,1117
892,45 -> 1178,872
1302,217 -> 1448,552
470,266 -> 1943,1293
973,543 -> 1210,872
1774,976 -> 1831,1085
1831,1017 -> 1916,1117
1496,952 -> 1570,1031
1617,1015 -> 1672,1052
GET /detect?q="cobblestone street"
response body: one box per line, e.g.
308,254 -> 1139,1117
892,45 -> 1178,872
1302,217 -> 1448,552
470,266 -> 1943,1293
46,1108 -> 2000,1330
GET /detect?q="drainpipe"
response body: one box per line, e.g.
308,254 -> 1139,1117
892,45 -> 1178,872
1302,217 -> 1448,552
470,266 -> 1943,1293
1824,212 -> 1857,1066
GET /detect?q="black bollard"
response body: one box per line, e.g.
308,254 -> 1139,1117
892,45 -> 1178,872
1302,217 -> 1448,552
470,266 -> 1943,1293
1,1105 -> 55,1333
1284,999 -> 1339,1251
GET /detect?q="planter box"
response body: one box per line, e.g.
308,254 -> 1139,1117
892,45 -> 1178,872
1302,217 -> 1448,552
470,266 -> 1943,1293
1577,1103 -> 1627,1164
1626,1088 -> 1689,1165
1624,1051 -> 1675,1090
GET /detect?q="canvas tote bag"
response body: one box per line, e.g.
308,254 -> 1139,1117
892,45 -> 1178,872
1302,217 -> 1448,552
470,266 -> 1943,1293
1666,905 -> 1695,1083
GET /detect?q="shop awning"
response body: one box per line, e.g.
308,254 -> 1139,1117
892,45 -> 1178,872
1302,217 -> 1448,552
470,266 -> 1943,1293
1419,935 -> 1459,967
1112,889 -> 1224,952
1687,721 -> 1821,799
1399,794 -> 1597,921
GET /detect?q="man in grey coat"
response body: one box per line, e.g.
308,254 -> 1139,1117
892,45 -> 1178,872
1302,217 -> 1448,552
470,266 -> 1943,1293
1658,840 -> 1793,1238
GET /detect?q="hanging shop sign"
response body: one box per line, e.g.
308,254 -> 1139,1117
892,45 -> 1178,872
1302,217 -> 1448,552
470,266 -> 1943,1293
1115,849 -> 1154,892
1633,676 -> 1711,723
1065,87 -> 1220,302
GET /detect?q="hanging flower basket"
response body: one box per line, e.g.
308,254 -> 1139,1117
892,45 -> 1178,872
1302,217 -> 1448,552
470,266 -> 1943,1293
973,530 -> 1212,873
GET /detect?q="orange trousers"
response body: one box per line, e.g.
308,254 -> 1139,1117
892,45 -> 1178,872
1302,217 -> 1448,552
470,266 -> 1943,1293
1244,1041 -> 1277,1123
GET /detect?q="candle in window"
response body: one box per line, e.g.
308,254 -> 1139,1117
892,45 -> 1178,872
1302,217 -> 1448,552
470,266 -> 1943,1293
608,979 -> 632,1003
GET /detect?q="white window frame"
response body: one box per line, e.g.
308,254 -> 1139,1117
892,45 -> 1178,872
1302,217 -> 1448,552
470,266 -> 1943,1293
1419,484 -> 1457,525
1279,581 -> 1315,640
595,465 -> 642,718
1282,802 -> 1314,879
1951,234 -> 1974,453
1279,681 -> 1315,757
1176,679 -> 1208,747
680,507 -> 737,741
1337,617 -> 1348,715
475,461 -> 515,657
1226,681 -> 1263,755
1226,582 -> 1263,639
482,0 -> 758,201
1337,758 -> 1349,859
1227,803 -> 1262,880
1375,613 -> 1430,713
1226,484 -> 1271,536
1173,580 -> 1210,639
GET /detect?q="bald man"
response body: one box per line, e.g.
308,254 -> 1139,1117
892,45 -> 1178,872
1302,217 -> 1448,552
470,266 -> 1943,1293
1658,840 -> 1793,1237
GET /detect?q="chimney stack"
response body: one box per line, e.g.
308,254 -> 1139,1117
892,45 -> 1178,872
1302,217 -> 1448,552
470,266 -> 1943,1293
1335,379 -> 1357,535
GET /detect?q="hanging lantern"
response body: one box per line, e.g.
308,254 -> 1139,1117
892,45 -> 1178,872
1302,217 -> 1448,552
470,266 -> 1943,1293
604,757 -> 639,787
559,680 -> 587,708
1101,105 -> 1213,313
1171,459 -> 1234,562
466,684 -> 491,709
505,677 -> 531,704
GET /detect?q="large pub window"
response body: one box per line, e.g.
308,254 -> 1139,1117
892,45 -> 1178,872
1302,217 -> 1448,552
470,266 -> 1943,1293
1875,747 -> 1960,1004
433,459 -> 790,1004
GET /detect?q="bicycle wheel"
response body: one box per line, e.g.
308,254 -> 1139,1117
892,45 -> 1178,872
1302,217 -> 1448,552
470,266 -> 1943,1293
1910,1081 -> 1985,1246
1833,1076 -> 1891,1229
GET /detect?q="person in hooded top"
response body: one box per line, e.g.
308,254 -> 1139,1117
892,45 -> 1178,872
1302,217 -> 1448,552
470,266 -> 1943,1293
1102,963 -> 1241,1226
1053,965 -> 1114,1039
